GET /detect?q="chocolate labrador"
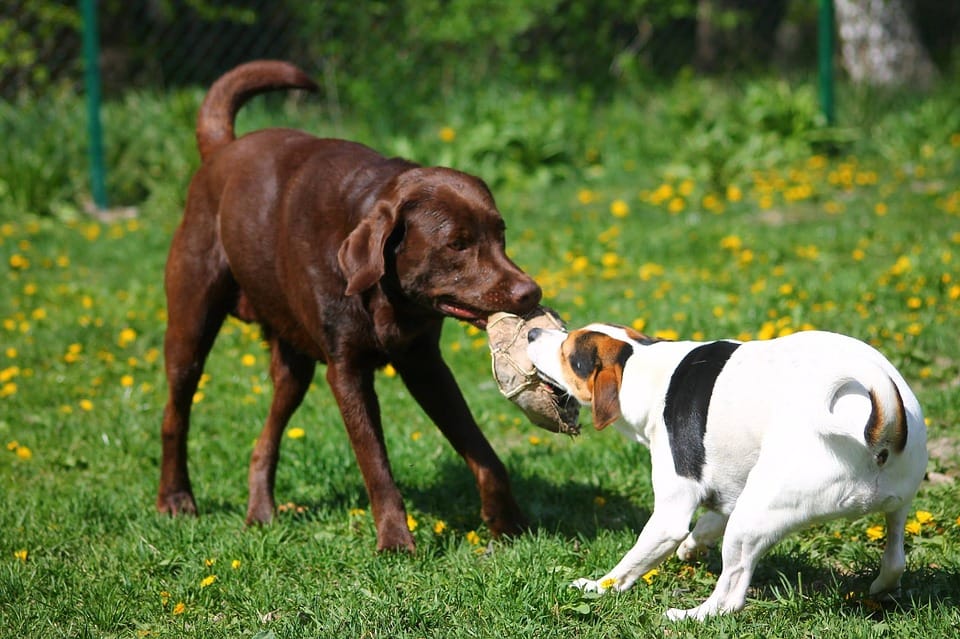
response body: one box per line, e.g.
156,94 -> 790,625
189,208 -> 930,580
157,60 -> 542,551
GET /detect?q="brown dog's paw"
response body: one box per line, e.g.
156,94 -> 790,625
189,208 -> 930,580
483,502 -> 529,540
157,491 -> 198,517
245,499 -> 275,526
375,519 -> 416,553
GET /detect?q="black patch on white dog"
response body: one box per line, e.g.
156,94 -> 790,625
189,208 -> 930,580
663,340 -> 740,480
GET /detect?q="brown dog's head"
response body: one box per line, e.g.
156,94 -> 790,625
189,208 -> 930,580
337,167 -> 541,328
527,325 -> 641,430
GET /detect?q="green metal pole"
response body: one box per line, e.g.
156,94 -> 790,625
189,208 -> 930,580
818,0 -> 836,127
81,0 -> 108,210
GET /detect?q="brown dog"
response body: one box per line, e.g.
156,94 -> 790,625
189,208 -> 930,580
158,60 -> 542,551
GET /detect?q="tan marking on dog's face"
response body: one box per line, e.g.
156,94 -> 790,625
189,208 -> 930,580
558,329 -> 634,430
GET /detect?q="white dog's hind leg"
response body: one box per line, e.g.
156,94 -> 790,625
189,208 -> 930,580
677,511 -> 728,561
870,505 -> 909,597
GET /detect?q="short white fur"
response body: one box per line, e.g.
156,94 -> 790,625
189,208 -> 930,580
527,327 -> 928,620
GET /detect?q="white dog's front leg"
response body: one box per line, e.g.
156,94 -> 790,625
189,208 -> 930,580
574,484 -> 700,594
677,510 -> 728,562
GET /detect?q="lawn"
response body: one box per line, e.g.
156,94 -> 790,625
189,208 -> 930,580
1,77 -> 959,637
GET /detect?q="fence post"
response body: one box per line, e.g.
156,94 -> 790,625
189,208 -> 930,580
80,0 -> 108,210
818,0 -> 836,126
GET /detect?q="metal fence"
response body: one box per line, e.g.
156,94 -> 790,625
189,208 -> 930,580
3,1 -> 958,210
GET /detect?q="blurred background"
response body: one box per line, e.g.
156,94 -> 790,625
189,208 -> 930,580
2,0 -> 959,215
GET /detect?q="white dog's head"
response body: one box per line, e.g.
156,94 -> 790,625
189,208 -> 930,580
527,323 -> 649,430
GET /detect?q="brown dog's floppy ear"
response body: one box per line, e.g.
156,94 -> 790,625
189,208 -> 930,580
591,367 -> 622,430
338,201 -> 398,295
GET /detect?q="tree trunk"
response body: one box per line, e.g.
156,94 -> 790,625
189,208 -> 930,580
834,0 -> 937,89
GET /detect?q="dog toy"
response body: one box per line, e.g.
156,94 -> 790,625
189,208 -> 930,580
487,306 -> 580,434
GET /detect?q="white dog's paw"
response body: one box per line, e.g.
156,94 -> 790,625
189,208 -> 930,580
571,577 -> 617,593
675,539 -> 705,562
665,605 -> 713,622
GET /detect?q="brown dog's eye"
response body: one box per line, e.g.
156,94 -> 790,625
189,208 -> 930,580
448,236 -> 472,251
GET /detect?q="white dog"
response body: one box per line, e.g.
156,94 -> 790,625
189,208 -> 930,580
526,324 -> 927,620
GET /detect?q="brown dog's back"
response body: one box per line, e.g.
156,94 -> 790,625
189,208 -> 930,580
196,60 -> 318,161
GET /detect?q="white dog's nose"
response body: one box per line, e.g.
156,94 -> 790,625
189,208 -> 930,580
527,327 -> 544,343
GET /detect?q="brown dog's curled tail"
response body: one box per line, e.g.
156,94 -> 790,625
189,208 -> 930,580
196,60 -> 318,161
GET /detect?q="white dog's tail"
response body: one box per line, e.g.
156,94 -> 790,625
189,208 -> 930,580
824,364 -> 908,466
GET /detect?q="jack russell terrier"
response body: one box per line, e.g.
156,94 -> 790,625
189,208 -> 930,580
526,324 -> 927,620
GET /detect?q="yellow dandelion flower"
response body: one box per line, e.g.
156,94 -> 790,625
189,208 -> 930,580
232,559 -> 241,569
610,199 -> 629,218
15,446 -> 32,460
406,514 -> 418,532
14,549 -> 28,561
667,197 -> 685,214
433,520 -> 447,535
5,347 -> 16,358
599,577 -> 617,590
915,510 -> 934,525
653,328 -> 679,341
866,525 -> 885,541
439,126 -> 456,142
205,558 -> 216,567
349,508 -> 366,517
241,354 -> 256,367
9,254 -> 29,269
905,520 -> 922,536
411,431 -> 422,441
192,392 -> 204,404
726,184 -> 743,202
631,318 -> 646,332
906,297 -> 922,309
720,235 -> 742,251
641,569 -> 659,585
466,530 -> 481,545
79,399 -> 94,412
199,575 -> 217,588
172,602 -> 185,615
383,363 -> 397,377
577,189 -> 595,205
528,435 -> 541,446
6,440 -> 19,451
121,375 -> 134,388
286,427 -> 305,439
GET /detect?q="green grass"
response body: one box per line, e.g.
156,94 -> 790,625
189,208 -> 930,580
2,77 -> 960,637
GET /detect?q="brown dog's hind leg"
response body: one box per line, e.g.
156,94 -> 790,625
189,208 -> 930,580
394,343 -> 527,539
246,338 -> 316,525
157,247 -> 235,517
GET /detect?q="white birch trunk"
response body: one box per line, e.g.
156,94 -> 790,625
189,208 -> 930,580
834,0 -> 937,89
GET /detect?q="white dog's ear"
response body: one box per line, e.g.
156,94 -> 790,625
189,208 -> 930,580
591,367 -> 622,430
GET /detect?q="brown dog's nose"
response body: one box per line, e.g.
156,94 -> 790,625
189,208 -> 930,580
512,277 -> 542,312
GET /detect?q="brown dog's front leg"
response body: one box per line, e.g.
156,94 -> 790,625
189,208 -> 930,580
394,347 -> 527,539
326,362 -> 414,552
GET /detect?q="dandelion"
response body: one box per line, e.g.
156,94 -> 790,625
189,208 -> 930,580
121,375 -> 134,388
600,577 -> 617,590
5,347 -> 16,358
653,328 -> 679,341
204,558 -> 216,567
906,296 -> 922,309
9,254 -> 29,269
905,519 -> 922,536
383,363 -> 397,378
286,427 -> 305,439
641,569 -> 659,585
199,575 -> 217,588
411,431 -> 422,441
720,235 -> 742,251
726,184 -> 743,202
577,189 -> 595,205
406,514 -> 418,532
433,520 -> 447,535
439,126 -> 456,142
232,559 -> 241,569
118,328 -> 137,348
79,399 -> 94,412
14,549 -> 27,562
241,354 -> 256,367
15,446 -> 31,460
866,525 -> 885,541
466,530 -> 481,545
172,602 -> 185,615
915,510 -> 934,525
610,199 -> 629,218
667,197 -> 685,214
528,435 -> 542,446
